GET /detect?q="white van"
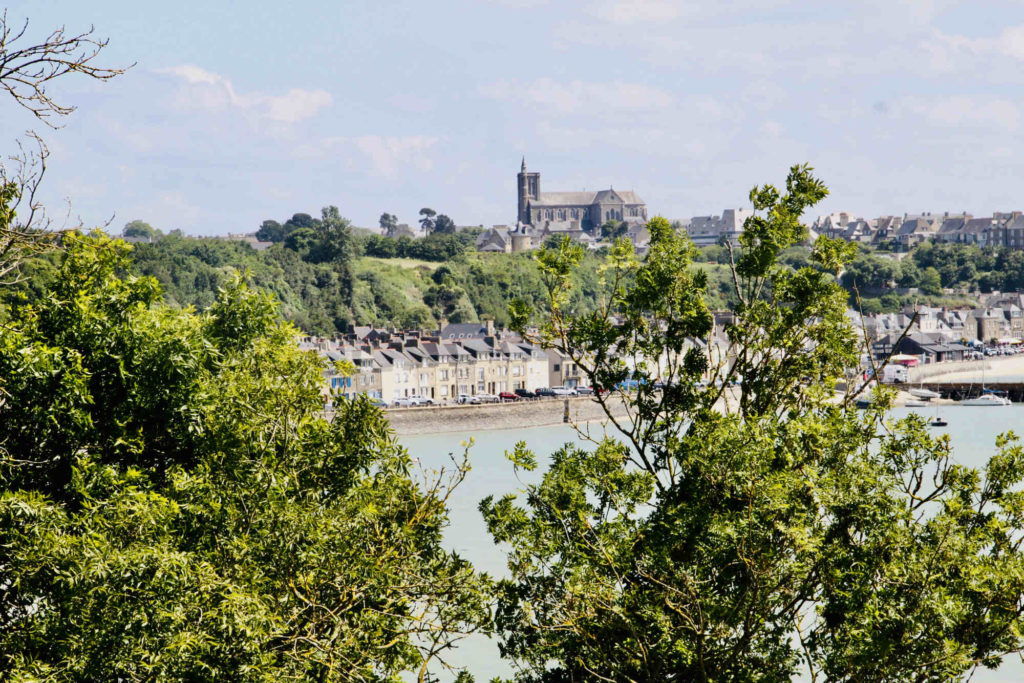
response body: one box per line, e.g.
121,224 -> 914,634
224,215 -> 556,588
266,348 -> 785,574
881,364 -> 909,384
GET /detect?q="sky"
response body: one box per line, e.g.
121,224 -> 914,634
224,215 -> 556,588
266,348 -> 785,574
5,0 -> 1024,235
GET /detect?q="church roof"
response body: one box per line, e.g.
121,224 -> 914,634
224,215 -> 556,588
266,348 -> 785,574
531,192 -> 597,206
593,189 -> 643,204
531,189 -> 644,207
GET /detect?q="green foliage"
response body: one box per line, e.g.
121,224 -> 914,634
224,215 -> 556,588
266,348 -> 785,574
0,233 -> 489,680
485,165 -> 1024,681
433,214 -> 456,234
378,212 -> 398,236
121,219 -> 161,240
599,219 -> 627,240
419,207 -> 436,233
255,219 -> 284,242
362,231 -> 471,262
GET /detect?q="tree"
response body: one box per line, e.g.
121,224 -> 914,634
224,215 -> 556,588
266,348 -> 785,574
283,225 -> 316,253
433,214 -> 456,235
484,165 -> 1024,681
255,219 -> 285,242
309,205 -> 356,265
599,218 -> 627,241
419,207 -> 436,234
379,212 -> 398,237
0,14 -> 128,286
121,219 -> 161,240
0,232 -> 489,680
0,13 -> 128,123
920,266 -> 943,295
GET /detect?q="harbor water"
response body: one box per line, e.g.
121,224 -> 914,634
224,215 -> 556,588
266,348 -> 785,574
400,407 -> 1024,681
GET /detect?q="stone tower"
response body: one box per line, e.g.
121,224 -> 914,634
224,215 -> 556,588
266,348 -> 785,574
517,157 -> 540,225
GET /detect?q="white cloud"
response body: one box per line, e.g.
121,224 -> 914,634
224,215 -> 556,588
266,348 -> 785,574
350,135 -> 440,178
156,65 -> 332,123
896,95 -> 1020,132
998,24 -> 1024,61
487,0 -> 549,6
761,120 -> 784,139
479,78 -> 672,114
590,0 -> 686,24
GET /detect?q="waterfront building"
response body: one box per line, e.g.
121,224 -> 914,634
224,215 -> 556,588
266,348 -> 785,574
310,324 -> 553,403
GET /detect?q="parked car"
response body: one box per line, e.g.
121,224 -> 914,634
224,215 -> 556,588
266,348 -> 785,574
551,386 -> 577,396
535,387 -> 556,397
576,386 -> 594,396
499,391 -> 519,401
514,388 -> 537,399
476,392 -> 500,403
408,396 -> 434,406
456,394 -> 481,405
391,397 -> 415,407
368,398 -> 388,408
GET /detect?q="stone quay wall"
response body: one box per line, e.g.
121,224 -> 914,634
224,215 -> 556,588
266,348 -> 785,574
908,359 -> 991,382
381,396 -> 632,436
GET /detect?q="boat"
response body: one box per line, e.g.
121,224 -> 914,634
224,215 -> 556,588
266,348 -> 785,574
909,388 -> 941,400
960,392 -> 1011,406
905,399 -> 928,407
930,417 -> 948,427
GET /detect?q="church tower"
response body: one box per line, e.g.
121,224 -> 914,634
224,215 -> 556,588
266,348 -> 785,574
517,157 -> 540,225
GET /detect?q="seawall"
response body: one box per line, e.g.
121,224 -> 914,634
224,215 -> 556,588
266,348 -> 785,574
382,396 -> 632,436
908,359 -> 991,382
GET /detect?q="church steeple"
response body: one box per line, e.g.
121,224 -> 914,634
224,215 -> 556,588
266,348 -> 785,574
521,156 -> 527,172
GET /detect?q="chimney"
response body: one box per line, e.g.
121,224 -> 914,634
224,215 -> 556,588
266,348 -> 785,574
486,319 -> 495,336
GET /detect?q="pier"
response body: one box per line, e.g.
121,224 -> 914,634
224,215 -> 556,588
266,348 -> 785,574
909,382 -> 1024,402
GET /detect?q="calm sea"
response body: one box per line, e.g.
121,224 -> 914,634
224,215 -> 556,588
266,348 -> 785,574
400,407 -> 1024,681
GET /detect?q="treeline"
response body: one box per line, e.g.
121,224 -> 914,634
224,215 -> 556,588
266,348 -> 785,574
360,230 -> 481,261
839,242 -> 1024,312
11,215 -> 1016,336
0,210 -> 609,335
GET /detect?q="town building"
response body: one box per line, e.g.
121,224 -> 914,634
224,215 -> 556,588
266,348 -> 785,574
516,158 -> 647,233
681,209 -> 754,246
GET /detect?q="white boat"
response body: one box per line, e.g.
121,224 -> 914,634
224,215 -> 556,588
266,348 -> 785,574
961,393 -> 1012,406
905,399 -> 928,407
909,388 -> 941,400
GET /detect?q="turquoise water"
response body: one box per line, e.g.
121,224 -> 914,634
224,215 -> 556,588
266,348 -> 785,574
400,408 -> 1024,681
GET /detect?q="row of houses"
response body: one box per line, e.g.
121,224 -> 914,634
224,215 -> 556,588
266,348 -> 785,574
300,322 -> 588,402
853,296 -> 1024,362
814,211 -> 1024,249
475,220 -> 652,254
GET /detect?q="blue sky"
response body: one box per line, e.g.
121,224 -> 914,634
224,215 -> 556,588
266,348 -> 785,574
5,0 -> 1024,234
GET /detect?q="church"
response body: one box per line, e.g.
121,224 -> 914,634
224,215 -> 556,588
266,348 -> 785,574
516,158 -> 647,232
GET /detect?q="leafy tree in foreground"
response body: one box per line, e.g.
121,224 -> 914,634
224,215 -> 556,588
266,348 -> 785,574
483,165 -> 1024,682
0,229 -> 489,680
